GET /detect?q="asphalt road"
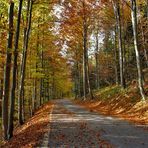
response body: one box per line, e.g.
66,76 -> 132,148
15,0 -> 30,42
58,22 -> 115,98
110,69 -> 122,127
40,99 -> 148,148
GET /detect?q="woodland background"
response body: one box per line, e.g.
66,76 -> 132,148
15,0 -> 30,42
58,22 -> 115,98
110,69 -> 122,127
0,0 -> 147,143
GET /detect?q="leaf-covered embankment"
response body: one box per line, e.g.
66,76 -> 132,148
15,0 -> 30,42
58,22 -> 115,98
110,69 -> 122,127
1,102 -> 54,148
75,85 -> 148,125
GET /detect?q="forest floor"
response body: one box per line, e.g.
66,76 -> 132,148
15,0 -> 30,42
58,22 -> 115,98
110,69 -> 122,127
75,84 -> 148,125
1,102 -> 54,148
0,84 -> 148,148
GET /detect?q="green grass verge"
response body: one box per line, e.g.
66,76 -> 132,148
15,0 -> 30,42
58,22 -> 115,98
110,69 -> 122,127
94,85 -> 129,101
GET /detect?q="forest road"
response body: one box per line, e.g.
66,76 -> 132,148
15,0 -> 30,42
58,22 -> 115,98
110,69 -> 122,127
40,99 -> 148,148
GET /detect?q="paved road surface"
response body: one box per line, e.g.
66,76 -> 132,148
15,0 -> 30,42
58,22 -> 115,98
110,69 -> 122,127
40,99 -> 148,148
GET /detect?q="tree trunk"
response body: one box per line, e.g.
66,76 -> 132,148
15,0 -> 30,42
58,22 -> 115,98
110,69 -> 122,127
79,64 -> 83,97
0,79 -> 3,100
2,2 -> 14,140
114,27 -> 119,85
121,3 -> 126,87
74,49 -> 80,99
139,19 -> 148,67
52,71 -> 55,99
86,59 -> 94,99
18,0 -> 33,125
112,1 -> 125,88
22,87 -> 25,121
83,23 -> 88,99
8,0 -> 23,139
74,61 -> 78,99
82,0 -> 87,100
146,0 -> 148,18
40,23 -> 44,105
33,78 -> 37,111
131,0 -> 146,100
40,49 -> 43,105
82,0 -> 93,99
95,32 -> 100,89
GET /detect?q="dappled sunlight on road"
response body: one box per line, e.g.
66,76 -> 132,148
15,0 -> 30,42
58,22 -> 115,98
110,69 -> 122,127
41,99 -> 148,148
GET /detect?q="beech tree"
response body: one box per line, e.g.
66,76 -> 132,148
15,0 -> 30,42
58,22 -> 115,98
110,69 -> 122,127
2,1 -> 14,140
112,0 -> 125,88
130,0 -> 146,100
18,0 -> 33,126
8,0 -> 23,139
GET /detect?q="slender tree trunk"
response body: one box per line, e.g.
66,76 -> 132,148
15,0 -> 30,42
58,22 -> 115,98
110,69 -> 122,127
74,61 -> 78,99
33,78 -> 37,111
146,0 -> 148,18
40,79 -> 42,105
0,79 -> 3,100
82,0 -> 87,100
121,3 -> 126,87
126,42 -> 130,82
76,61 -> 80,98
31,84 -> 34,115
77,62 -> 81,97
79,64 -> 83,97
22,87 -> 25,121
139,19 -> 148,67
86,60 -> 93,99
18,0 -> 30,124
2,2 -> 14,140
82,0 -> 93,99
114,27 -> 119,85
40,14 -> 45,103
113,1 -> 125,88
117,2 -> 125,88
83,23 -> 87,99
8,0 -> 23,139
52,71 -> 55,99
74,49 -> 80,99
95,32 -> 100,89
131,0 -> 146,100
28,89 -> 32,117
40,27 -> 44,105
28,47 -> 32,117
18,0 -> 33,125
40,49 -> 43,105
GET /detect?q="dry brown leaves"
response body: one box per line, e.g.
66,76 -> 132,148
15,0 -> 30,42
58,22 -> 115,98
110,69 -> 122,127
75,93 -> 148,126
57,105 -> 75,116
1,102 -> 54,148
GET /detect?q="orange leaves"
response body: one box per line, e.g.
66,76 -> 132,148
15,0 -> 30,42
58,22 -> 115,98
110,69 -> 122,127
1,102 -> 54,148
75,85 -> 148,125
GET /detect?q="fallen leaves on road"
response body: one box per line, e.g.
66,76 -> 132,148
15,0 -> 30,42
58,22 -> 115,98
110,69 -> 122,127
1,102 -> 54,148
47,102 -> 114,148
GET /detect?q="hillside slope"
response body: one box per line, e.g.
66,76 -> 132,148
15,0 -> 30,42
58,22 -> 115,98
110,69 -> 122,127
76,85 -> 148,125
1,102 -> 54,148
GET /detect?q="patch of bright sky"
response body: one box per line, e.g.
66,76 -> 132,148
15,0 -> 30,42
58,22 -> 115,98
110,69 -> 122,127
52,1 -> 104,58
52,3 -> 64,34
52,3 -> 70,57
89,33 -> 104,57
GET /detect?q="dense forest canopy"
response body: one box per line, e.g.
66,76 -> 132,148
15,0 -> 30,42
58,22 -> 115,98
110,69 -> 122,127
0,0 -> 147,141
